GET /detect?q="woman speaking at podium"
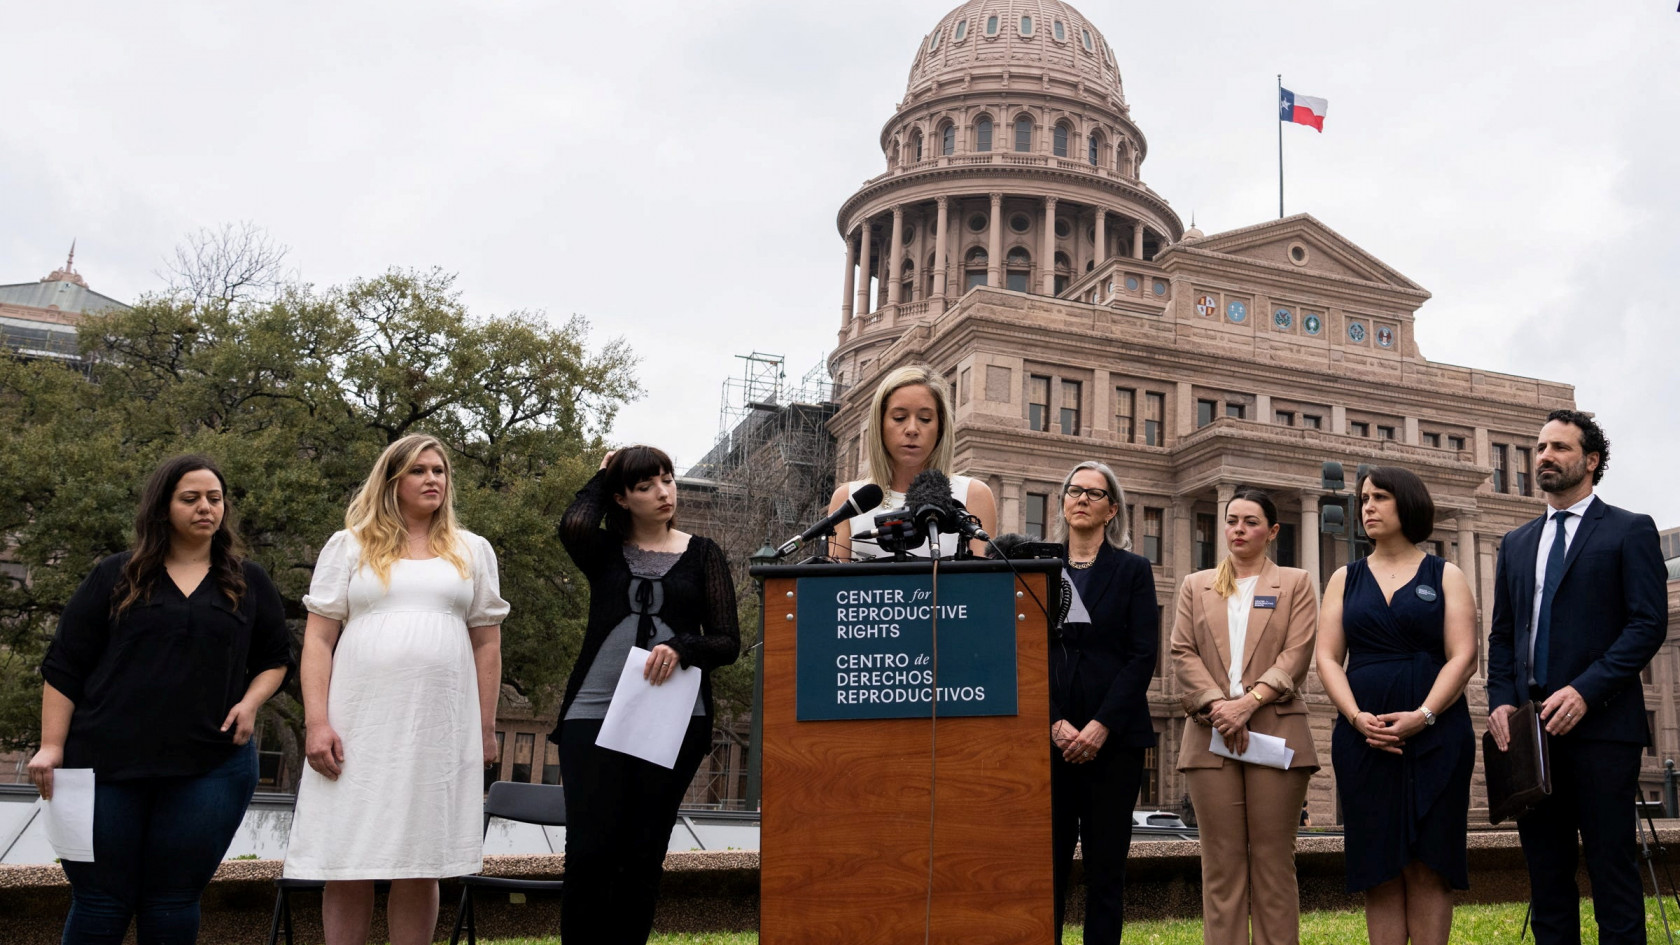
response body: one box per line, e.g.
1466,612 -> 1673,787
1048,461 -> 1159,945
825,365 -> 996,560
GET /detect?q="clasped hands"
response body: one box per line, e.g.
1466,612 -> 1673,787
1349,707 -> 1431,755
1052,718 -> 1108,764
1205,697 -> 1259,755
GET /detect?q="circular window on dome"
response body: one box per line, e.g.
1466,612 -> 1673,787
1081,29 -> 1094,52
1288,241 -> 1310,266
985,15 -> 999,36
902,225 -> 915,244
1348,321 -> 1368,344
968,214 -> 988,232
1053,20 -> 1066,42
1055,219 -> 1072,238
1152,280 -> 1167,297
1020,16 -> 1033,37
1126,276 -> 1140,292
954,20 -> 967,42
1009,213 -> 1031,233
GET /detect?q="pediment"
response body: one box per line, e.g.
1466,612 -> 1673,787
1167,214 -> 1426,295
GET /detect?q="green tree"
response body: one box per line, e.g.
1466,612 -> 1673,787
0,269 -> 639,783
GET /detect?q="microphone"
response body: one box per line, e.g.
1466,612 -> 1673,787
946,496 -> 992,543
905,470 -> 956,556
774,483 -> 884,558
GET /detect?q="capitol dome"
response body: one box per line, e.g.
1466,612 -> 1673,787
829,0 -> 1182,388
906,0 -> 1125,105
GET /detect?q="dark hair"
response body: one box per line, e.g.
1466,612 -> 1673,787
114,455 -> 247,616
1357,465 -> 1436,544
1226,487 -> 1278,528
1545,408 -> 1610,485
602,445 -> 676,538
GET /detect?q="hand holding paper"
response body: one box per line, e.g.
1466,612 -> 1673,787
597,646 -> 702,769
42,768 -> 96,862
1209,728 -> 1295,770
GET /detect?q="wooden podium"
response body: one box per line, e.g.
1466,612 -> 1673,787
751,559 -> 1058,945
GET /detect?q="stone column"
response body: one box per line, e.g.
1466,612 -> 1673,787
1041,197 -> 1058,295
1000,478 -> 1023,535
887,206 -> 905,307
1132,220 -> 1145,260
988,193 -> 1004,287
1457,519 -> 1477,589
1094,208 -> 1107,266
1215,483 -> 1236,560
1171,497 -> 1194,580
933,196 -> 950,308
855,222 -> 873,316
1256,394 -> 1273,424
1300,492 -> 1321,589
842,234 -> 857,326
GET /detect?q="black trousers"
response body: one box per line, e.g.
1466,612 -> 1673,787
558,715 -> 711,945
1051,744 -> 1145,945
1517,735 -> 1646,945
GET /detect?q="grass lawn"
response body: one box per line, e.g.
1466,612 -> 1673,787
482,897 -> 1680,944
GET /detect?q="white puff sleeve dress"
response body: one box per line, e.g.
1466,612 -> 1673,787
283,529 -> 510,880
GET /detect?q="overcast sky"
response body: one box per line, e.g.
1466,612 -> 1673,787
5,1 -> 1677,527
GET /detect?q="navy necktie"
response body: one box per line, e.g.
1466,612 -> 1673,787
1532,509 -> 1573,689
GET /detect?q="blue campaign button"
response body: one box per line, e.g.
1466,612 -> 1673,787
1253,596 -> 1278,610
1415,585 -> 1439,602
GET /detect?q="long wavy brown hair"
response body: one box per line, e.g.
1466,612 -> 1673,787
114,455 -> 248,616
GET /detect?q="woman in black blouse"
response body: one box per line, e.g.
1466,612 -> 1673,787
27,454 -> 294,944
553,445 -> 740,945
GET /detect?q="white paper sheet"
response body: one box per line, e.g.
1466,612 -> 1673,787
1209,729 -> 1296,770
42,768 -> 96,862
596,646 -> 702,769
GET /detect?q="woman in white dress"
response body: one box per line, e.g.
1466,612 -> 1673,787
825,364 -> 998,560
284,433 -> 508,945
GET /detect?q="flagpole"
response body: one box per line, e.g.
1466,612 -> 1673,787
1277,74 -> 1284,219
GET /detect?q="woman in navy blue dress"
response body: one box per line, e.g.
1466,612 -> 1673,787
1316,466 -> 1478,945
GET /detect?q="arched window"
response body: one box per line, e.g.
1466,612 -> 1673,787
929,29 -> 940,51
1053,20 -> 1066,41
1053,123 -> 1069,158
926,251 -> 939,297
965,247 -> 989,291
887,137 -> 899,168
1054,252 -> 1072,295
910,130 -> 923,163
901,258 -> 916,302
985,15 -> 999,36
1005,247 -> 1031,292
1019,15 -> 1033,36
1088,131 -> 1103,166
976,117 -> 993,152
1081,28 -> 1094,51
1117,139 -> 1135,177
1014,117 -> 1032,152
954,20 -> 968,41
940,123 -> 955,156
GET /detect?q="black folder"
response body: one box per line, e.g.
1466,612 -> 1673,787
1483,701 -> 1551,825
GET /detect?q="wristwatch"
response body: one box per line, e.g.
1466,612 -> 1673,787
1419,705 -> 1437,726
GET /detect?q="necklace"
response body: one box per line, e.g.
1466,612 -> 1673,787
1069,558 -> 1094,570
1371,552 -> 1422,580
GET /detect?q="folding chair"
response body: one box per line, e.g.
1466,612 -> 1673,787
449,781 -> 568,945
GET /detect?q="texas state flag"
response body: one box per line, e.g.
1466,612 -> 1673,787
1279,88 -> 1327,132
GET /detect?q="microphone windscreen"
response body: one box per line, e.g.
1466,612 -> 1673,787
905,469 -> 951,513
849,483 -> 885,515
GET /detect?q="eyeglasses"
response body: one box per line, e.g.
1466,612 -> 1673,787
1063,484 -> 1112,502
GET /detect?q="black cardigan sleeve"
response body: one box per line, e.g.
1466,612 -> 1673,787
666,538 -> 741,672
39,555 -> 124,705
559,469 -> 617,580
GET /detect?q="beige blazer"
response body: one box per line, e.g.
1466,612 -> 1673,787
1171,559 -> 1319,772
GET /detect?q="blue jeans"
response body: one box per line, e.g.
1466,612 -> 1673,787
60,741 -> 258,945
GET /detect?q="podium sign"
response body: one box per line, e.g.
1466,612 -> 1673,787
754,559 -> 1058,945
795,571 -> 1018,721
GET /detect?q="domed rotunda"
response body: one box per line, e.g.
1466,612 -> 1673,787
832,0 -> 1184,386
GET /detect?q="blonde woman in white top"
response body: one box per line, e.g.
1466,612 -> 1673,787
826,365 -> 997,560
285,434 -> 509,945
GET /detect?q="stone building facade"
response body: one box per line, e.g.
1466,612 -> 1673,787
824,0 -> 1679,822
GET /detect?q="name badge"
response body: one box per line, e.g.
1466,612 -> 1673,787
1253,596 -> 1278,610
1415,585 -> 1439,602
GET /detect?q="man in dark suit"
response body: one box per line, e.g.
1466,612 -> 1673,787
1488,409 -> 1668,945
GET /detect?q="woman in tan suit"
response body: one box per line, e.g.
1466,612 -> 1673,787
1170,487 -> 1319,945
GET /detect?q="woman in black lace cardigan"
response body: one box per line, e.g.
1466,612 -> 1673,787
551,445 -> 740,944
